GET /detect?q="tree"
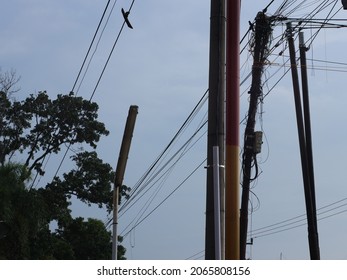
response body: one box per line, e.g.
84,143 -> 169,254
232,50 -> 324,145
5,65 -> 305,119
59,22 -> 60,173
0,70 -> 128,259
0,163 -> 44,259
55,217 -> 112,260
0,90 -> 109,176
0,69 -> 20,96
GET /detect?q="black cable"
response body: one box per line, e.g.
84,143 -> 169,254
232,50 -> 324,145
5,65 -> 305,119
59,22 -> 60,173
121,159 -> 206,238
119,120 -> 207,216
250,198 -> 347,238
185,250 -> 205,260
102,89 -> 209,229
29,1 -> 114,187
120,89 -> 208,210
75,0 -> 119,96
53,0 -> 136,178
71,0 -> 112,93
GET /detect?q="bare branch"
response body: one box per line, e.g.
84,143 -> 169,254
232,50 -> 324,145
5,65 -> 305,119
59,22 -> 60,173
0,69 -> 21,97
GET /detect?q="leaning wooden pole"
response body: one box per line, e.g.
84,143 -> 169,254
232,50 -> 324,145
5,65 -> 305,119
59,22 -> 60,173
112,105 -> 138,260
225,0 -> 240,260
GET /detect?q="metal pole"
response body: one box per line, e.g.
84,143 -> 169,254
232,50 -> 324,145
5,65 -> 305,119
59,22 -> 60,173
112,105 -> 138,260
286,23 -> 320,260
225,0 -> 240,260
205,0 -> 226,260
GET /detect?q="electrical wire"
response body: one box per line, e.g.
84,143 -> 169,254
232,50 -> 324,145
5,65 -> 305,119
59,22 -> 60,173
52,0 -> 136,179
75,0 -> 119,96
102,89 -> 209,231
110,0 -> 347,257
192,197 -> 347,258
120,159 -> 206,238
119,90 -> 208,212
28,0 -> 114,188
71,0 -> 113,94
238,0 -> 346,258
119,121 -> 207,217
185,250 -> 205,260
250,197 -> 347,239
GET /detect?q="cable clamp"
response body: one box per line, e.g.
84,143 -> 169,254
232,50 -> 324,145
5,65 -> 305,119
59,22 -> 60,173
204,164 -> 225,169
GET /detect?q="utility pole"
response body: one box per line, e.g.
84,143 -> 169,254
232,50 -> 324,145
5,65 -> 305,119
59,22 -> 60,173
205,0 -> 226,260
299,32 -> 319,247
286,23 -> 320,260
239,12 -> 272,260
225,0 -> 240,260
112,105 -> 138,260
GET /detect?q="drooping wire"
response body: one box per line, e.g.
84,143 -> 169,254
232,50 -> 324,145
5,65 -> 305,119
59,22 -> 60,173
119,89 -> 209,212
120,159 -> 206,238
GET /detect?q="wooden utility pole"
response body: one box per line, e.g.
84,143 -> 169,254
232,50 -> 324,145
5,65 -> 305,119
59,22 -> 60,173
112,105 -> 138,260
205,0 -> 226,260
299,32 -> 319,247
225,0 -> 241,260
239,12 -> 272,260
286,23 -> 320,260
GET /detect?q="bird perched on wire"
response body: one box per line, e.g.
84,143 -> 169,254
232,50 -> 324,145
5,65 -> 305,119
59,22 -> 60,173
121,8 -> 133,29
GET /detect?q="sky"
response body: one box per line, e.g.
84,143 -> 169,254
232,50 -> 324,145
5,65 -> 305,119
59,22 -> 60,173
1,0 -> 347,260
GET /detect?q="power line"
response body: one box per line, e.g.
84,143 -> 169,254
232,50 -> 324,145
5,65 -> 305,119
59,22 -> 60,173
119,120 -> 207,217
103,89 -> 209,230
185,250 -> 205,260
119,89 -> 209,212
75,0 -> 119,96
249,197 -> 347,238
71,0 -> 113,94
191,197 -> 347,258
120,159 -> 206,238
52,0 -> 136,179
238,0 -> 345,258
29,0 -> 114,188
110,0 -> 346,257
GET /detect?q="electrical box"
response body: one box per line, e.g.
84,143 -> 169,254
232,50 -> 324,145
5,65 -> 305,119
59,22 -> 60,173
253,131 -> 263,154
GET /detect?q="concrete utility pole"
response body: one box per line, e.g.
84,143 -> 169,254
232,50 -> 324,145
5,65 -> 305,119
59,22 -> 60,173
225,0 -> 241,260
112,105 -> 138,260
239,12 -> 272,260
286,23 -> 320,260
205,0 -> 226,260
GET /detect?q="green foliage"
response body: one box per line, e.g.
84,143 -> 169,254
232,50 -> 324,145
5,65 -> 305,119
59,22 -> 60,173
0,90 -> 109,175
0,73 -> 128,259
119,185 -> 131,205
48,151 -> 114,211
55,217 -> 112,260
0,163 -> 46,259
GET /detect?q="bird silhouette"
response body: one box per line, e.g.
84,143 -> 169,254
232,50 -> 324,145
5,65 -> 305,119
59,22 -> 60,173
122,8 -> 133,29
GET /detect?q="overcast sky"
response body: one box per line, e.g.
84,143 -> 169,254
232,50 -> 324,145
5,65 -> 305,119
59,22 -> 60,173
2,0 -> 347,260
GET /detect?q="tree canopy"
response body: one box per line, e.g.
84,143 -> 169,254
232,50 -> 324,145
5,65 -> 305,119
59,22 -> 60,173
0,70 -> 127,259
